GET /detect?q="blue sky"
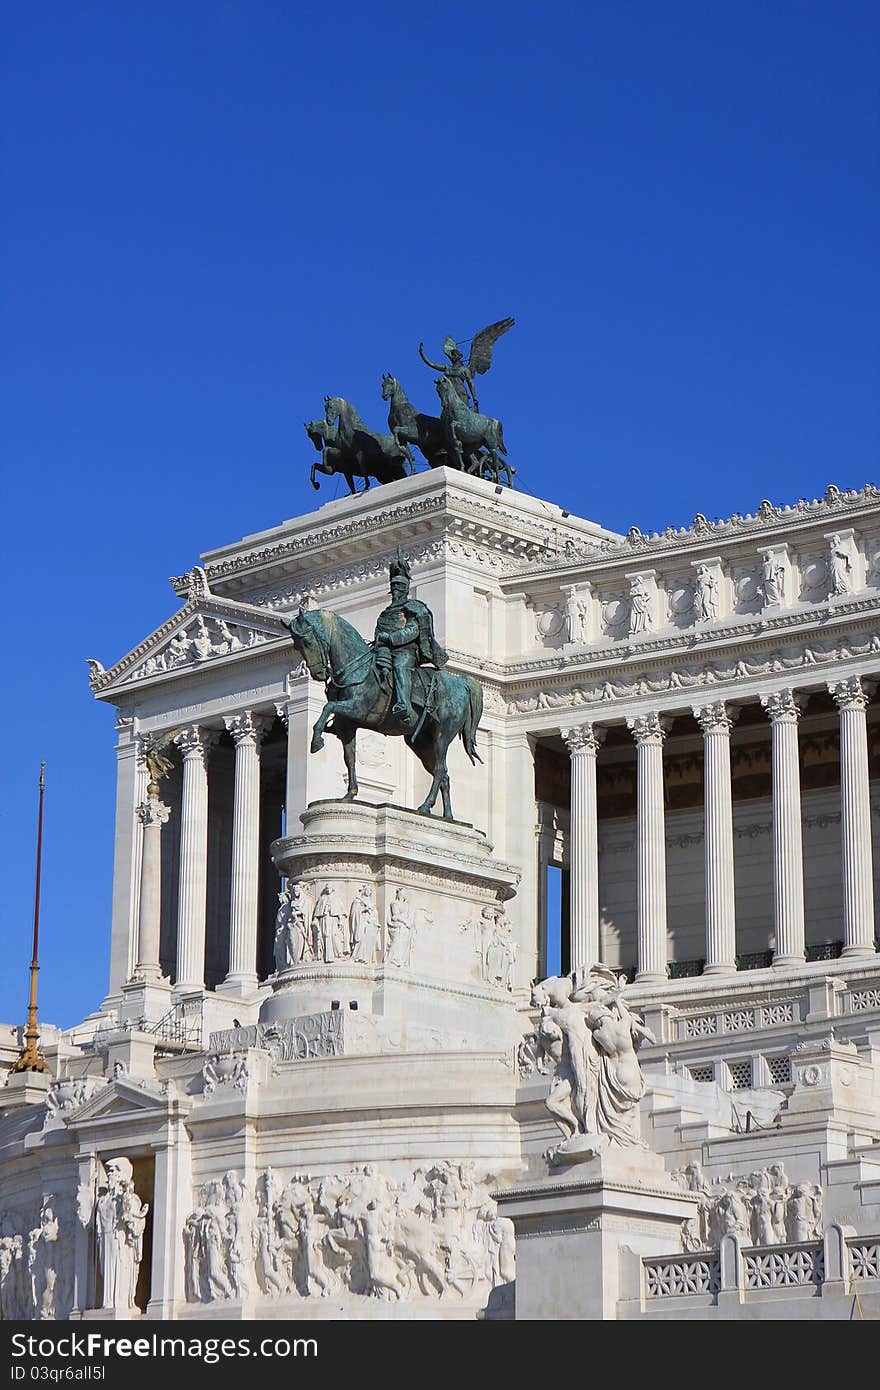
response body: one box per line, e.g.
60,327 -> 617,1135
3,2 -> 878,1028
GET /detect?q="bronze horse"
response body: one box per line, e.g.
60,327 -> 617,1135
285,607 -> 483,820
307,396 -> 413,494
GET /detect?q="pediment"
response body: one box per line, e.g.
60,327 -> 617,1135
89,595 -> 291,694
66,1077 -> 173,1124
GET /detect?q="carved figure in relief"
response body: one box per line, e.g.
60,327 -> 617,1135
761,552 -> 785,606
28,1198 -> 60,1321
787,1183 -> 823,1243
191,617 -> 213,661
385,888 -> 417,968
673,1162 -> 824,1252
311,884 -> 347,963
694,564 -> 718,621
485,907 -> 516,991
273,890 -> 296,972
94,1158 -> 148,1311
184,1163 -> 515,1306
628,576 -> 652,636
828,533 -> 853,596
349,884 -> 380,964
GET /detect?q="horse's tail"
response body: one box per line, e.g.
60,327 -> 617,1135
460,677 -> 484,765
496,420 -> 508,456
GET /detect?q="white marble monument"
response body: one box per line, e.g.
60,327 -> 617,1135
2,468 -> 880,1321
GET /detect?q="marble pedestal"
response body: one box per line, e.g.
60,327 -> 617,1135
266,799 -> 521,1047
496,1149 -> 697,1320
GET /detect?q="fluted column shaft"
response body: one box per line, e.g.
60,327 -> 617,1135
830,678 -> 876,957
133,786 -> 171,979
628,714 -> 669,982
694,704 -> 737,974
174,726 -> 215,991
561,723 -> 604,972
761,690 -> 805,967
223,712 -> 267,989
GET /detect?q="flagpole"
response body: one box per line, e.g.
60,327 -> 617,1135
12,761 -> 49,1074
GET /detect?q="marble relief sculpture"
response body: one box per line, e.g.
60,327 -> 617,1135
464,906 -> 517,990
349,884 -> 380,964
694,564 -> 718,621
183,1164 -> 514,1306
94,1158 -> 149,1312
273,881 -> 312,971
532,966 -> 655,1161
311,884 -> 347,963
674,1162 -> 823,1252
761,551 -> 785,606
385,888 -> 417,968
828,532 -> 853,596
627,576 -> 652,636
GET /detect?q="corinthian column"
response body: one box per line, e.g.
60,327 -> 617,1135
561,723 -> 604,972
829,678 -> 876,958
132,783 -> 171,980
627,713 -> 669,982
760,690 -> 805,967
694,703 -> 737,975
221,711 -> 270,992
173,725 -> 217,992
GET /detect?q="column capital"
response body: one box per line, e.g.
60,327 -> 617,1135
223,710 -> 272,747
828,676 -> 869,712
760,689 -> 801,725
561,722 -> 605,755
136,795 -> 171,829
174,724 -> 219,765
693,702 -> 736,735
627,712 -> 670,746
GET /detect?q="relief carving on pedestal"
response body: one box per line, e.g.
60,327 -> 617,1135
461,905 -> 516,990
673,1161 -> 823,1251
184,1163 -> 514,1305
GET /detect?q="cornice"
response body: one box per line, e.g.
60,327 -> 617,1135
186,490 -> 566,596
510,482 -> 880,579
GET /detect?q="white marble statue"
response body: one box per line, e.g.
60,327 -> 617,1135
311,884 -> 347,963
28,1197 -> 61,1321
481,907 -> 516,991
349,884 -> 380,964
828,532 -> 853,596
532,966 -> 654,1161
385,888 -> 417,968
94,1157 -> 148,1311
694,564 -> 718,621
761,551 -> 785,606
274,882 -> 313,971
628,576 -> 652,636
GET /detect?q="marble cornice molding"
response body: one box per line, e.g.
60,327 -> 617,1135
511,482 -> 880,579
188,491 -> 561,596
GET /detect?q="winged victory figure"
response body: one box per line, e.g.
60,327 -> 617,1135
418,317 -> 514,413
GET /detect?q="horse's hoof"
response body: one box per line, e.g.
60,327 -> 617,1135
343,789 -> 359,802
416,803 -> 432,816
310,479 -> 320,491
311,735 -> 325,753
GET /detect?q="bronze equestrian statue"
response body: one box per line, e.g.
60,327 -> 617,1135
284,549 -> 483,820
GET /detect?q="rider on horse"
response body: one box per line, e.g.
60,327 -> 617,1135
374,547 -> 447,730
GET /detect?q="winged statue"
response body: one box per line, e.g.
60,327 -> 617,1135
418,317 -> 514,413
140,729 -> 179,786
